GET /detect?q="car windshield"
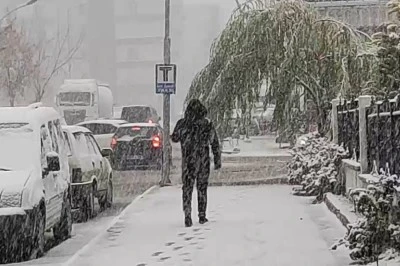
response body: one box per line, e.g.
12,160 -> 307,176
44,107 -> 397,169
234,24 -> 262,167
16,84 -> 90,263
115,126 -> 157,139
121,107 -> 150,123
0,123 -> 36,171
79,123 -> 118,135
58,92 -> 91,106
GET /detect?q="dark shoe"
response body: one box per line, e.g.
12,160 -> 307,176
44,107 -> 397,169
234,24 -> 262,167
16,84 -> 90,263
185,216 -> 193,227
199,217 -> 208,224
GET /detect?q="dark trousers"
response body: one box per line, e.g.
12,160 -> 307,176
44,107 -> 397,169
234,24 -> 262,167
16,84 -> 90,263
182,163 -> 209,218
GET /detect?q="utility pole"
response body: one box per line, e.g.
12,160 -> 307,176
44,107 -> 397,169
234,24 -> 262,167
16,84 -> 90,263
160,0 -> 172,186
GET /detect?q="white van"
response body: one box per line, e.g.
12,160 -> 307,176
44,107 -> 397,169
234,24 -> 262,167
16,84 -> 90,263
0,103 -> 71,263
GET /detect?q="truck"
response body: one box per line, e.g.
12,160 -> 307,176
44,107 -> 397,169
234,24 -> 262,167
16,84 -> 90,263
55,79 -> 113,125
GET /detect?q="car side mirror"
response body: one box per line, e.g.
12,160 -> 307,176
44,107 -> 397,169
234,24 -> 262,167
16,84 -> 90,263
101,148 -> 112,157
46,152 -> 61,172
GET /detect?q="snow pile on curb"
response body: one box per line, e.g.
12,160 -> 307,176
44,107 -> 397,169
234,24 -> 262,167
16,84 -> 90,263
288,133 -> 348,200
335,172 -> 400,263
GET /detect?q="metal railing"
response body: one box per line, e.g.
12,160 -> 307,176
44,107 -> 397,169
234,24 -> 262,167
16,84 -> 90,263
366,97 -> 400,175
337,99 -> 360,161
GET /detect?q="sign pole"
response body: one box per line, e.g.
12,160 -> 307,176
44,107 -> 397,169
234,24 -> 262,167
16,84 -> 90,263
160,0 -> 172,186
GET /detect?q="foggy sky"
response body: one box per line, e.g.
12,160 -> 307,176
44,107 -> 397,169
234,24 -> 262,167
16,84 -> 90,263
0,0 -> 237,120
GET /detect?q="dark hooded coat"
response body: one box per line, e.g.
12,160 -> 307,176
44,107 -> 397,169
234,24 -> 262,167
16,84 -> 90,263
171,99 -> 221,180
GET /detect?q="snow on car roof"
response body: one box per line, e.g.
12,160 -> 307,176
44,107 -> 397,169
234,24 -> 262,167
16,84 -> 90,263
62,125 -> 92,134
77,119 -> 127,126
120,123 -> 158,128
0,105 -> 60,125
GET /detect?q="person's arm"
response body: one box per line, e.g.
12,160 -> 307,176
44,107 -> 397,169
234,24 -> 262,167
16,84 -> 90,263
210,122 -> 221,169
171,119 -> 183,143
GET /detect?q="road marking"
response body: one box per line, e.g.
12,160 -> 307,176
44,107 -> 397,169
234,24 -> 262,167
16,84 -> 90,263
62,185 -> 158,266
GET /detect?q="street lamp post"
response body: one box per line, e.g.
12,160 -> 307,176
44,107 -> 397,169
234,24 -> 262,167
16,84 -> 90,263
160,0 -> 172,187
0,0 -> 38,23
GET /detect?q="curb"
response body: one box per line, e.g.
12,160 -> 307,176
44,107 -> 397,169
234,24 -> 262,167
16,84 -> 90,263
209,176 -> 288,187
62,185 -> 158,266
323,193 -> 351,228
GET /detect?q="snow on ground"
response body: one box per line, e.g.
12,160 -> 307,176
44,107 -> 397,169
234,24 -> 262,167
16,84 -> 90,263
11,216 -> 116,266
64,185 -> 351,266
223,135 -> 290,157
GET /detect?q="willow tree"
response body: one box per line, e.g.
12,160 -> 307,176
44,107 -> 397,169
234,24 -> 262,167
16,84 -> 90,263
186,0 -> 375,137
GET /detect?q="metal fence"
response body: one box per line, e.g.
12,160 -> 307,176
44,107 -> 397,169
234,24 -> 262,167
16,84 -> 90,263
337,99 -> 359,161
366,97 -> 400,175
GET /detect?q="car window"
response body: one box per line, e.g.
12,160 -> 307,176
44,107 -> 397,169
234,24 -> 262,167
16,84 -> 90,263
115,126 -> 157,138
48,121 -> 59,153
152,108 -> 159,118
64,132 -> 72,156
79,123 -> 97,133
85,134 -> 97,155
95,124 -> 117,135
121,106 -> 151,123
80,123 -> 117,135
73,132 -> 90,155
87,135 -> 101,156
41,124 -> 52,168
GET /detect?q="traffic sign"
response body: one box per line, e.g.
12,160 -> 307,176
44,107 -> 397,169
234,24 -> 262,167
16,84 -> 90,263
155,64 -> 177,94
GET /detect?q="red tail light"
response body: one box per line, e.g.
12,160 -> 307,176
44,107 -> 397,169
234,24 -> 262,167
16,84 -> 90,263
152,135 -> 161,148
111,136 -> 118,150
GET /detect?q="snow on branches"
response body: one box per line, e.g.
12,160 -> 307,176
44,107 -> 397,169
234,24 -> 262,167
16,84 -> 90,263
289,133 -> 348,200
338,172 -> 400,262
0,20 -> 34,106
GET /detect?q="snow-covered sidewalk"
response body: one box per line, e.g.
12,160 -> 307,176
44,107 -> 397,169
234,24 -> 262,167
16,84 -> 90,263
64,185 -> 351,266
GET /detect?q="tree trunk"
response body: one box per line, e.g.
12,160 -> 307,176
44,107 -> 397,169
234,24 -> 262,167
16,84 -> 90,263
9,97 -> 15,107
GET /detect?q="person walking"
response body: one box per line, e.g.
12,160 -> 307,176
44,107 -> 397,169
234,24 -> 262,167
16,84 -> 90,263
171,99 -> 221,227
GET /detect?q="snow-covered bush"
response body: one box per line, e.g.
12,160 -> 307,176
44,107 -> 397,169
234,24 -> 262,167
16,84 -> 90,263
289,132 -> 348,199
340,172 -> 400,262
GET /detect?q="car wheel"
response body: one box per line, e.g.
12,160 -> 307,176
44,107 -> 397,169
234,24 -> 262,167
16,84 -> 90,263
106,179 -> 113,208
100,179 -> 113,210
31,207 -> 45,259
53,194 -> 72,242
82,184 -> 95,222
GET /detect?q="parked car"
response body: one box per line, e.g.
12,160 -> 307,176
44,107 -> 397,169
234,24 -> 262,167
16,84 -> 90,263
76,119 -> 127,151
111,123 -> 164,170
121,105 -> 161,124
62,125 -> 113,221
0,103 -> 71,263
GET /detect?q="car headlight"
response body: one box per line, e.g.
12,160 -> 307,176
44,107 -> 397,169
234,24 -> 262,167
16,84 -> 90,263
0,192 -> 22,208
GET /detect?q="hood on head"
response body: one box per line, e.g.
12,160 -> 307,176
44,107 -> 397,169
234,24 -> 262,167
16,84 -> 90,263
184,99 -> 207,122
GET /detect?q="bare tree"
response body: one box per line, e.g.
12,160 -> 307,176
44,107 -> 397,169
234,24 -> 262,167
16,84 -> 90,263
0,20 -> 34,106
32,23 -> 83,102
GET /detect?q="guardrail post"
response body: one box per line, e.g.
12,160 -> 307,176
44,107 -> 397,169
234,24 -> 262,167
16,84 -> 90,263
359,95 -> 372,174
331,98 -> 340,144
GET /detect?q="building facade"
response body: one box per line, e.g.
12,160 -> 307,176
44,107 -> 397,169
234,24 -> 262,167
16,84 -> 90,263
113,0 -> 184,116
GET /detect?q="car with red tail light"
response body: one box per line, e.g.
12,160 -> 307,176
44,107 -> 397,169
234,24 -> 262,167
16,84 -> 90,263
110,123 -> 163,170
